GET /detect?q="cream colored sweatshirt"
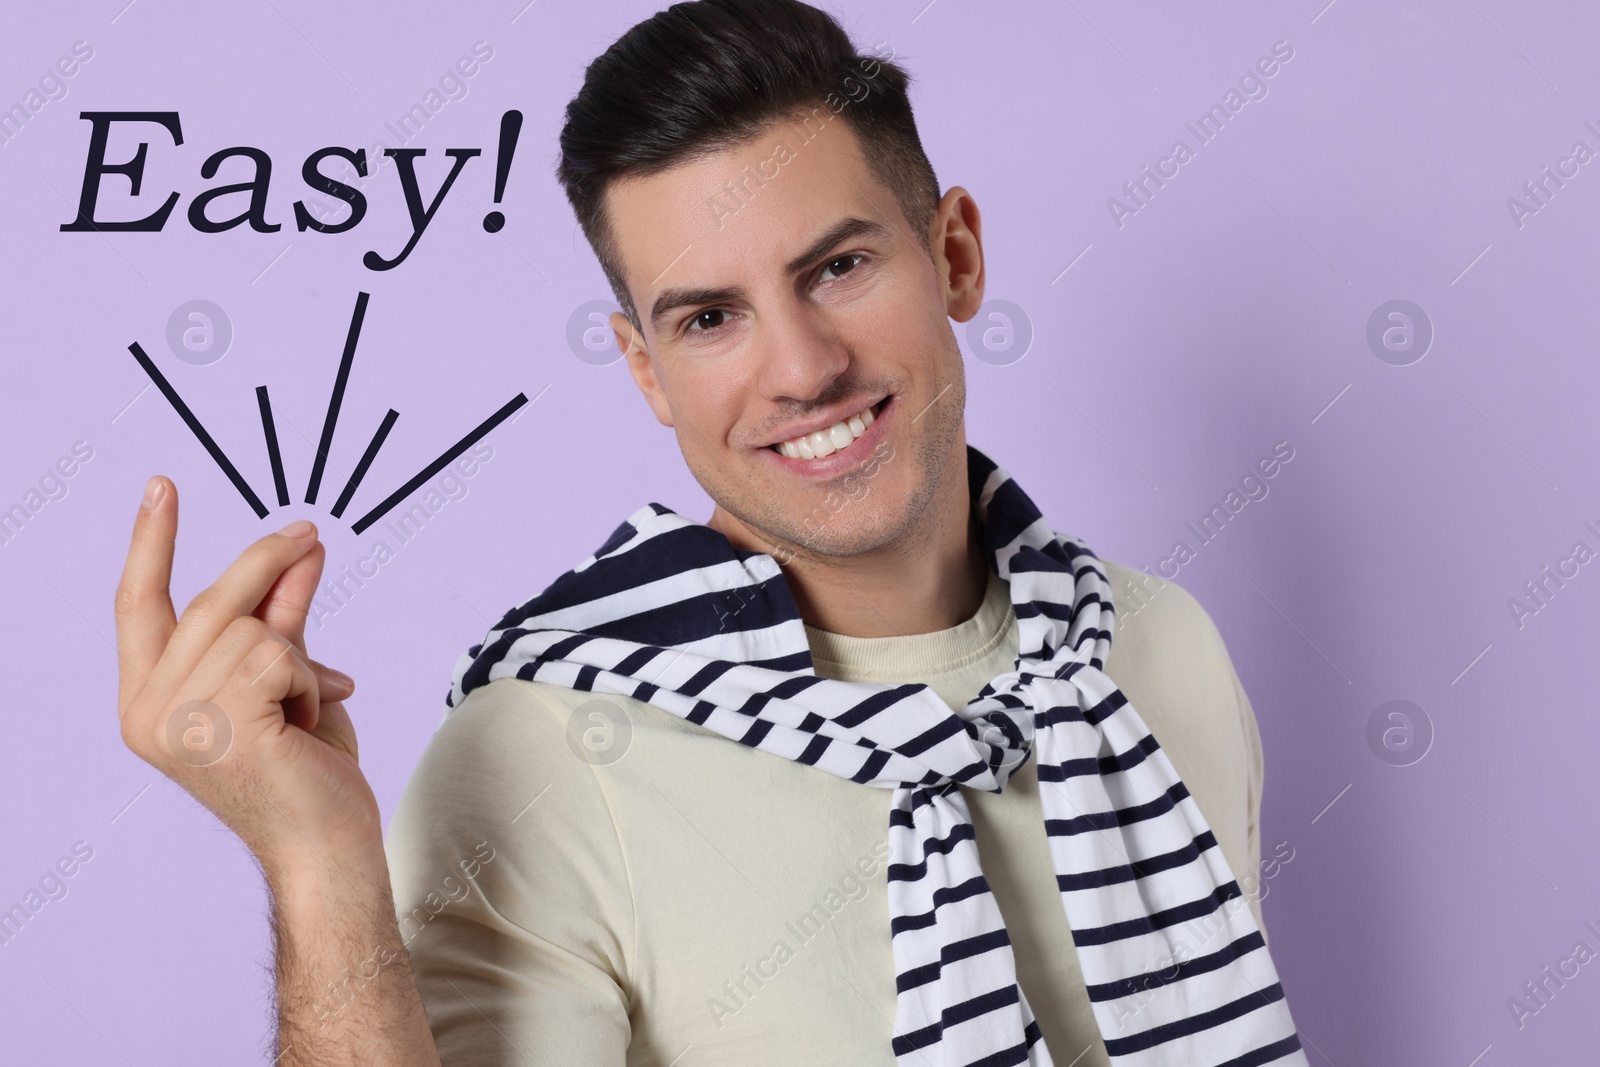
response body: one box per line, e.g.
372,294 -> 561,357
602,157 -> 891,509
385,558 -> 1268,1066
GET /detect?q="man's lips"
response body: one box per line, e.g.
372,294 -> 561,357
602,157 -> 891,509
760,395 -> 893,477
761,396 -> 888,452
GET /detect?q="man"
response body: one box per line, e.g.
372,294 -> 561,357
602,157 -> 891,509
113,1 -> 1306,1064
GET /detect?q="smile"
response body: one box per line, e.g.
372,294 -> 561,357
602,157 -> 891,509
770,400 -> 885,460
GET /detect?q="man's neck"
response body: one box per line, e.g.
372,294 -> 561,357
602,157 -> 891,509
709,449 -> 989,639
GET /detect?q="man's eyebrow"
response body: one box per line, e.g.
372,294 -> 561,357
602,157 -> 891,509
650,286 -> 744,329
782,216 -> 892,276
648,217 -> 894,329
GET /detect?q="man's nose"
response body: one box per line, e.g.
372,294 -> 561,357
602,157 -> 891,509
756,304 -> 849,402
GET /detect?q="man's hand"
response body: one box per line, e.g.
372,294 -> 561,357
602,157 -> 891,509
115,475 -> 378,878
114,476 -> 441,1065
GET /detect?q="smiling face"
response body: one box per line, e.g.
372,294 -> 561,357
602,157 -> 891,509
605,109 -> 986,565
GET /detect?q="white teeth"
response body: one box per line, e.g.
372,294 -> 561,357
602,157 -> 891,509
772,402 -> 880,460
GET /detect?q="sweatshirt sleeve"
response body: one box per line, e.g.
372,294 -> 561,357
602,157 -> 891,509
384,678 -> 636,1065
1102,561 -> 1268,943
1226,654 -> 1269,945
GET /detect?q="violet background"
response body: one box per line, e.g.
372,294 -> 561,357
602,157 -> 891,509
2,0 -> 1596,1063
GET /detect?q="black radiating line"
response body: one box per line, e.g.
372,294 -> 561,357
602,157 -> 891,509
305,291 -> 370,504
350,393 -> 527,535
128,342 -> 269,518
256,385 -> 290,507
331,409 -> 398,519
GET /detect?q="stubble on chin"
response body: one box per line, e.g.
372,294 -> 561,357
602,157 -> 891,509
699,386 -> 967,568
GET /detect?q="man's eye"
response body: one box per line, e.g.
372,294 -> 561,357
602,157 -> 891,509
687,309 -> 728,332
818,254 -> 863,283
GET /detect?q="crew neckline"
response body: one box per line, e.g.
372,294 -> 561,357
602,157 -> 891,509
803,568 -> 1014,681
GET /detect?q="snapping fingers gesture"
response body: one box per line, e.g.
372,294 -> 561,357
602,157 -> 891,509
114,476 -> 383,878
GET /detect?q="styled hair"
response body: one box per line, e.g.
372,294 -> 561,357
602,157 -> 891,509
556,0 -> 942,329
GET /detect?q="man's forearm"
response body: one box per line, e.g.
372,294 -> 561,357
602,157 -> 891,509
267,851 -> 441,1067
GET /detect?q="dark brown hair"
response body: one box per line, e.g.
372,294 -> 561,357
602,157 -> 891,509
556,0 -> 941,328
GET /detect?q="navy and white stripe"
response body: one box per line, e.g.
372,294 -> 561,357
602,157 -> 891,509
447,444 -> 1307,1066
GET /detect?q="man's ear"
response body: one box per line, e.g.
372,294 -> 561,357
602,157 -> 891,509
612,311 -> 674,427
929,186 -> 985,324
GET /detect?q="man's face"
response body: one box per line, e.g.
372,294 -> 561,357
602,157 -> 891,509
604,112 -> 984,563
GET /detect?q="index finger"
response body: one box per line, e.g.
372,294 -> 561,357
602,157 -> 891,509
144,516 -> 323,704
114,476 -> 178,716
